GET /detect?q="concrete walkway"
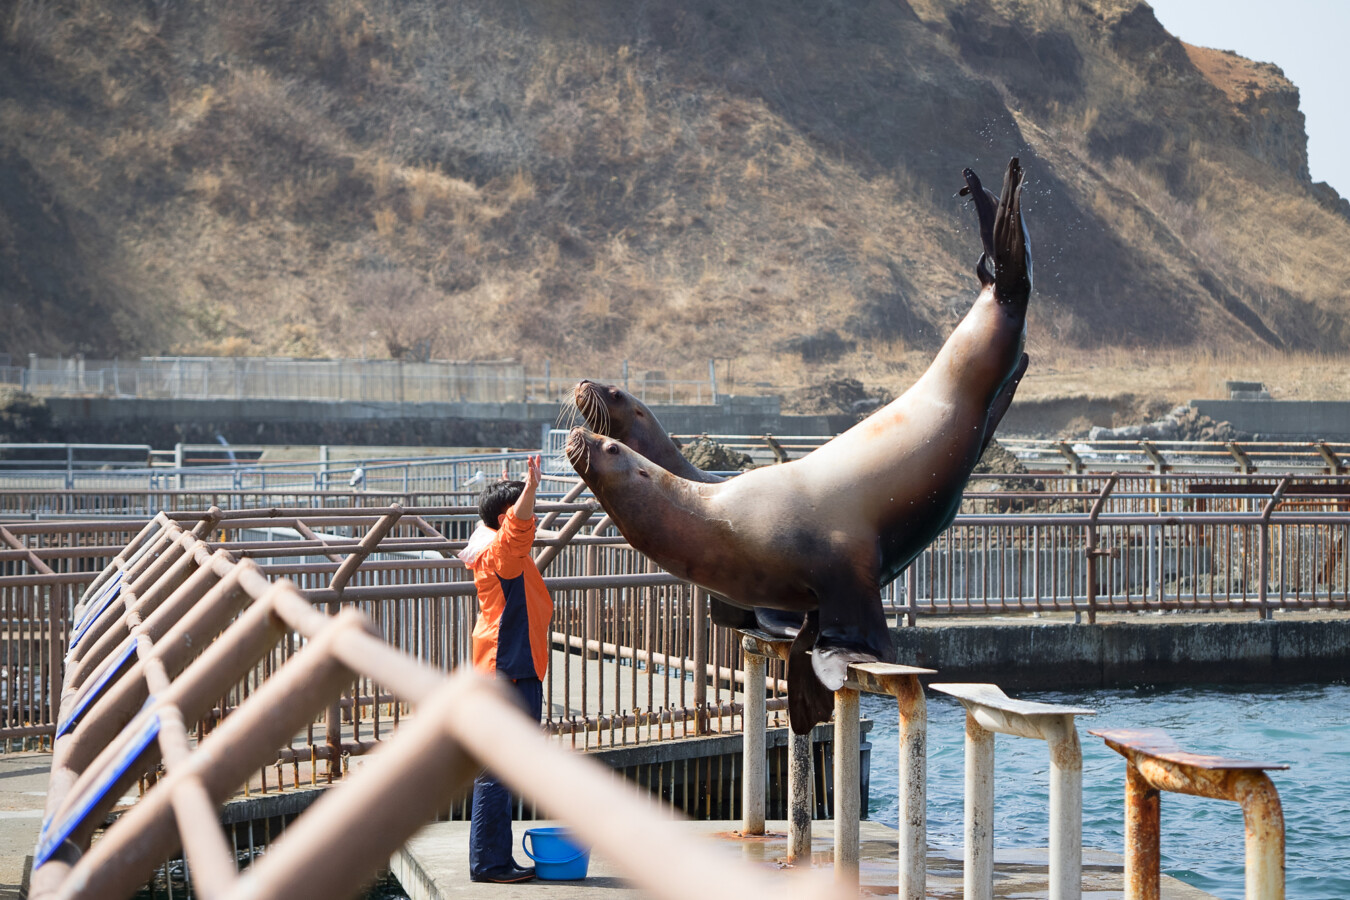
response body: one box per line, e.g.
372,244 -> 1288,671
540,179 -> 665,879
0,752 -> 50,900
392,819 -> 1217,899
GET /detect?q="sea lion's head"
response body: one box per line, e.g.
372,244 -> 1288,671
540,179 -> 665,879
565,426 -> 654,485
567,426 -> 678,544
569,380 -> 661,449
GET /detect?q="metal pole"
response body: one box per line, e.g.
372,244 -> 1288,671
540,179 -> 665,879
897,682 -> 927,900
833,687 -> 860,886
1235,772 -> 1285,900
740,643 -> 765,835
708,359 -> 718,404
787,728 -> 813,861
691,590 -> 707,735
1044,716 -> 1083,900
964,711 -> 995,900
1124,762 -> 1160,900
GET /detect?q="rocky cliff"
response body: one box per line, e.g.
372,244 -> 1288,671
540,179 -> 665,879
2,0 -> 1346,386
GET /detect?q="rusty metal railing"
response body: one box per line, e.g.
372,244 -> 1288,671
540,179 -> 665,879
7,491 -> 1350,742
739,631 -> 933,898
34,515 -> 845,900
1090,727 -> 1288,900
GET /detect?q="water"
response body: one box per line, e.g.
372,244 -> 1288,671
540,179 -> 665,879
864,683 -> 1350,900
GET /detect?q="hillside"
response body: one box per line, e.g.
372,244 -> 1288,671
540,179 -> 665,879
3,0 -> 1348,398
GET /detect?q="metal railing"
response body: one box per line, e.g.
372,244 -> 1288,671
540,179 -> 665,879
8,483 -> 1350,740
1091,727 -> 1288,900
33,512 -> 844,900
3,356 -> 726,405
1,502 -> 790,752
1000,437 -> 1350,476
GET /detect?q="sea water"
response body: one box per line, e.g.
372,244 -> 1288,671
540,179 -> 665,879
863,683 -> 1350,900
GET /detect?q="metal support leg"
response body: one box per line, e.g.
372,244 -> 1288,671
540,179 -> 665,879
787,728 -> 813,861
741,647 -> 766,835
964,712 -> 995,900
833,687 -> 860,886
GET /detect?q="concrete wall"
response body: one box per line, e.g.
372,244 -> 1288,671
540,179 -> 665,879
1192,399 -> 1350,440
894,619 -> 1350,689
42,395 -> 856,447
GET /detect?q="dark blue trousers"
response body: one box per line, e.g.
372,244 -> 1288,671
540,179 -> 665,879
469,676 -> 542,877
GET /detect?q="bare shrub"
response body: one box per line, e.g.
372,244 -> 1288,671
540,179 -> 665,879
349,269 -> 447,361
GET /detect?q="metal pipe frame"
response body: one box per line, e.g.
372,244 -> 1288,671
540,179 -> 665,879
844,661 -> 934,900
1091,727 -> 1287,900
930,683 -> 1096,900
32,513 -> 854,900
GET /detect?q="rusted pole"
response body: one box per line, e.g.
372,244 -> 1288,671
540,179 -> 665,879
1124,762 -> 1161,900
787,728 -> 813,861
691,590 -> 708,735
1093,727 -> 1287,900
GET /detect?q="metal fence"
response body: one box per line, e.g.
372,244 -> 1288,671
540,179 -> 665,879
2,356 -> 725,405
7,485 -> 1350,745
31,509 -> 841,900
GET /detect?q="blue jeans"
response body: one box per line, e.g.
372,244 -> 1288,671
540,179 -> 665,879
469,676 -> 542,877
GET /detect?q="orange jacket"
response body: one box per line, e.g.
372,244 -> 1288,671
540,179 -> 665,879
467,510 -> 553,680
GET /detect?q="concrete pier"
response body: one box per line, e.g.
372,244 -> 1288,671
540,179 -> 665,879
391,819 -> 1217,899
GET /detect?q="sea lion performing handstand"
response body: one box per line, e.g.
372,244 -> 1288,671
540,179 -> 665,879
567,158 -> 1032,732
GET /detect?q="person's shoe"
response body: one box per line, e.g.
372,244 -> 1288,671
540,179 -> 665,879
471,864 -> 536,884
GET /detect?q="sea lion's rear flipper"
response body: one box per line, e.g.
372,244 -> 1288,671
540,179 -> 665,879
788,610 -> 834,735
810,573 -> 894,694
992,157 -> 1031,307
960,167 -> 1000,287
708,595 -> 758,630
754,607 -> 804,639
980,352 -> 1029,457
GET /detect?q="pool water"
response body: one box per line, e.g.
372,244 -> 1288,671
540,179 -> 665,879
863,683 -> 1350,900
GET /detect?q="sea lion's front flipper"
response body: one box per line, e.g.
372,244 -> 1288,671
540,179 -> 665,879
810,567 -> 894,693
788,610 -> 834,735
980,351 -> 1029,457
754,607 -> 804,639
708,595 -> 758,630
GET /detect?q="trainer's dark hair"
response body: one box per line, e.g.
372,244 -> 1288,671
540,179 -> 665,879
478,480 -> 525,528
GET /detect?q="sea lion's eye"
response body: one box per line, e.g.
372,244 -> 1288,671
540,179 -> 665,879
638,468 -> 650,478
605,444 -> 620,455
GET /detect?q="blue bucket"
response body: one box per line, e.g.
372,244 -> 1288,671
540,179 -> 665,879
522,827 -> 590,880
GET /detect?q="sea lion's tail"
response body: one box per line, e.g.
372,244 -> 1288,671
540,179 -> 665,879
960,158 -> 1032,307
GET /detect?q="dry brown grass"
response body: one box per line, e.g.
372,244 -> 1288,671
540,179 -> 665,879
4,0 -> 1349,399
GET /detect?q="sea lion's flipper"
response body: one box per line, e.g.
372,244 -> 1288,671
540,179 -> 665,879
708,595 -> 758,630
754,607 -> 804,639
960,167 -> 1000,287
992,157 -> 1032,306
788,610 -> 834,735
811,569 -> 895,693
980,351 -> 1029,457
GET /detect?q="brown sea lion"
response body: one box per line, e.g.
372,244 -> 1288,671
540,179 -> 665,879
567,379 -> 808,638
568,158 -> 1032,733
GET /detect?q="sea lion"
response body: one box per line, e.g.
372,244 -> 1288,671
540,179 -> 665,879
567,379 -> 807,637
568,158 -> 1032,733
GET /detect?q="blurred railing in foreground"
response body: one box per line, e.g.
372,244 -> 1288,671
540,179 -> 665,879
31,509 -> 841,900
